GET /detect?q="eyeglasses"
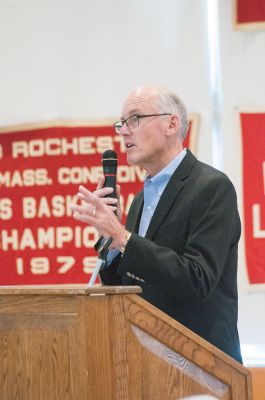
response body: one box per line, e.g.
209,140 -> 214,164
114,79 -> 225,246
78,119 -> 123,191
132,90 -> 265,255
113,113 -> 171,134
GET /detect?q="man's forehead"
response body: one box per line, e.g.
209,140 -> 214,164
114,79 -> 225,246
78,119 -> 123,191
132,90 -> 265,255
122,91 -> 157,115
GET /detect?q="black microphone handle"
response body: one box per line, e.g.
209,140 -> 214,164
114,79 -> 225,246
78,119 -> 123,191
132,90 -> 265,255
94,173 -> 117,254
103,174 -> 116,199
94,152 -> 117,256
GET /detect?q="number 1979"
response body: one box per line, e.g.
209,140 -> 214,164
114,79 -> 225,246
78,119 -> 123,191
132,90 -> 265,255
15,256 -> 97,275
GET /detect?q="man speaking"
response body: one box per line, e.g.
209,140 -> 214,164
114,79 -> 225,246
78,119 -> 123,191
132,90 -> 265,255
71,85 -> 242,363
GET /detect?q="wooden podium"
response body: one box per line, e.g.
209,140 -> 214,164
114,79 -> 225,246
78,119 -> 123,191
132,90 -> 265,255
0,285 -> 252,400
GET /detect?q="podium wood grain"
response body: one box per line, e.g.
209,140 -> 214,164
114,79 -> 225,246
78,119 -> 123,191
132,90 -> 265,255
0,285 -> 252,400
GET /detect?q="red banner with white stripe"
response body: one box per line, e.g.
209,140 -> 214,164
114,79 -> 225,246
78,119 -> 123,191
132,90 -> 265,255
234,0 -> 265,30
240,111 -> 265,285
0,117 -> 198,285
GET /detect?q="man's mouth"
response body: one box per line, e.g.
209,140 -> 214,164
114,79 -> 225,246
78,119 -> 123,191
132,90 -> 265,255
125,143 -> 134,149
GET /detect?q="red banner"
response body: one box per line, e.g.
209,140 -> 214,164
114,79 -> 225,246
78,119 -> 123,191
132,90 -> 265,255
0,118 -> 198,285
234,0 -> 265,30
240,111 -> 265,285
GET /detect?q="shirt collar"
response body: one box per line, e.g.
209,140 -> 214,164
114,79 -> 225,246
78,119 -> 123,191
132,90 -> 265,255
146,148 -> 187,184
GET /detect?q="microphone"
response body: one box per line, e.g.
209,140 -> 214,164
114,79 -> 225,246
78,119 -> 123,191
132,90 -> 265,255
94,150 -> 118,254
89,150 -> 118,286
102,149 -> 117,200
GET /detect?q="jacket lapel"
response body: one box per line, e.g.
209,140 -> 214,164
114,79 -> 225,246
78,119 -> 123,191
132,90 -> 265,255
145,150 -> 197,240
125,191 -> 144,233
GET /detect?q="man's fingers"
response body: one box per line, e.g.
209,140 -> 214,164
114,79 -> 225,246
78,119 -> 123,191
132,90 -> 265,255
78,186 -> 108,213
96,175 -> 105,190
70,203 -> 95,217
93,187 -> 114,197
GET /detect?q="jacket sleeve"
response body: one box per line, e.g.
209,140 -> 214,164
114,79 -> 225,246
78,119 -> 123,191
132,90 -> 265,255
99,252 -> 123,285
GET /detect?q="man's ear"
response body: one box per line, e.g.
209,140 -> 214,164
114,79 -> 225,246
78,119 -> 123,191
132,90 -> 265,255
166,114 -> 180,136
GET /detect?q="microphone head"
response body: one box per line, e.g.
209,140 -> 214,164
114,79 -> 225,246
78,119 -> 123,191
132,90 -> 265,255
102,150 -> 117,161
102,150 -> 117,169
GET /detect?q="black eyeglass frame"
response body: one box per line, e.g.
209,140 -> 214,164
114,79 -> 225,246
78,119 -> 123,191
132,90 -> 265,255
113,113 -> 172,133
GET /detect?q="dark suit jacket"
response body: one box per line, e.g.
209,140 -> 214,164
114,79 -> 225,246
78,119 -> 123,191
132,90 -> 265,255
101,150 -> 242,363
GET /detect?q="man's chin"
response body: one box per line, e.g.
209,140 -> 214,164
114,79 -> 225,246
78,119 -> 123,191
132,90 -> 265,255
126,154 -> 137,166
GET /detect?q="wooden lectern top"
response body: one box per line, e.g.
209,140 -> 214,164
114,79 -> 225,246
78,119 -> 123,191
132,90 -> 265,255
0,284 -> 142,296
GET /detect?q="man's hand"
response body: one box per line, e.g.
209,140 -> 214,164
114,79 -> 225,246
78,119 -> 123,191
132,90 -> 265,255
91,175 -> 123,222
70,184 -> 126,249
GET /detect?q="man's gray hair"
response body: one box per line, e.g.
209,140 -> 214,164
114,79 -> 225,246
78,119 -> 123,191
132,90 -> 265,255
154,87 -> 189,140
